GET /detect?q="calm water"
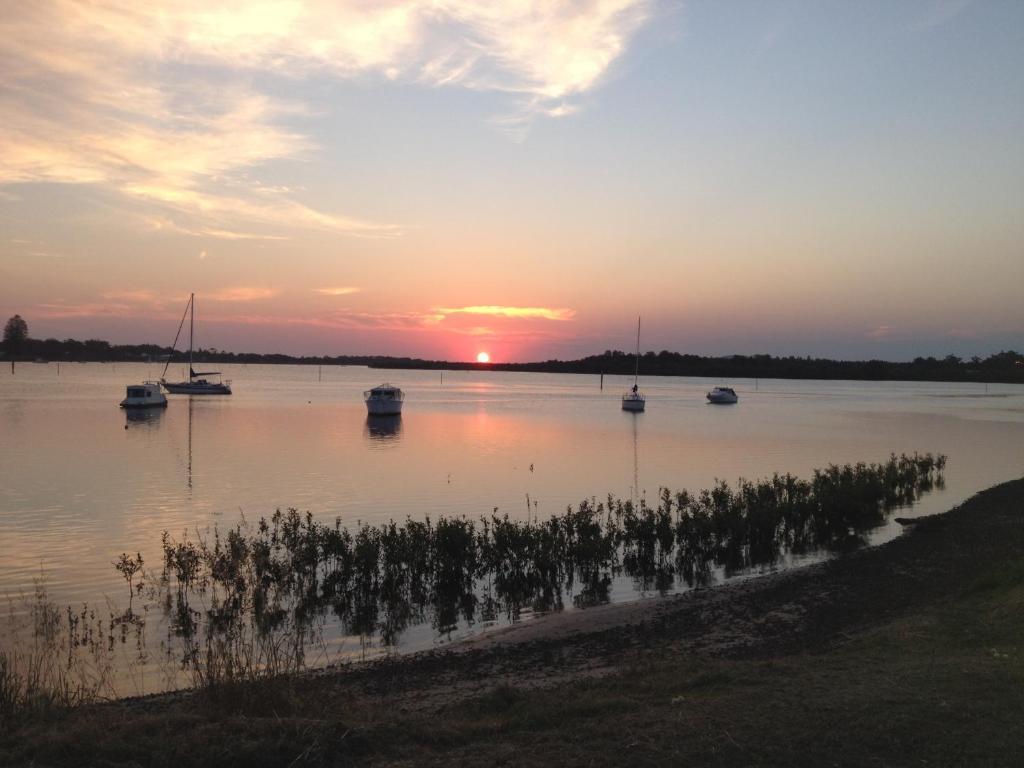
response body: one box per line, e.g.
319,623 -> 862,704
2,362 -> 1023,665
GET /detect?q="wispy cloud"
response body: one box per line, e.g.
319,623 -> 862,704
0,2 -> 653,233
314,286 -> 362,296
34,301 -> 142,319
216,310 -> 446,332
435,305 -> 576,321
102,290 -> 159,304
866,324 -> 897,340
207,287 -> 280,302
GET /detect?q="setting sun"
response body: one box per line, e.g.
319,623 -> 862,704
476,352 -> 490,364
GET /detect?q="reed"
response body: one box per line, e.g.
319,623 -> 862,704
0,452 -> 947,712
0,581 -> 137,718
148,452 -> 944,689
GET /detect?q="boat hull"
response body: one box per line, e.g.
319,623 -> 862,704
621,395 -> 645,412
120,382 -> 167,408
120,399 -> 168,409
366,399 -> 403,416
163,381 -> 232,395
706,392 -> 738,404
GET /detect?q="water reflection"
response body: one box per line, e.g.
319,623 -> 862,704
150,453 -> 944,685
124,407 -> 165,428
364,415 -> 403,444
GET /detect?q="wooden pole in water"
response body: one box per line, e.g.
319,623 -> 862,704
600,372 -> 603,390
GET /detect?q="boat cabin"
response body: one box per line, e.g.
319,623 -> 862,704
120,382 -> 168,409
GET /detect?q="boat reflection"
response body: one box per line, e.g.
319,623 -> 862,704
364,414 -> 403,445
124,407 -> 165,428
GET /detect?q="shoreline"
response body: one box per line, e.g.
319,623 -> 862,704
4,476 -> 1024,766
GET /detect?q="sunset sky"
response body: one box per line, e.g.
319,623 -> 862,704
1,0 -> 1021,362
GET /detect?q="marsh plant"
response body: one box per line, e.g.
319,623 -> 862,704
152,453 -> 944,687
0,580 -> 147,718
0,453 -> 945,710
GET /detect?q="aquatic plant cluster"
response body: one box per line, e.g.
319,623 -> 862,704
155,453 -> 945,682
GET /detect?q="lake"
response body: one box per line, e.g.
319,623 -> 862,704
1,362 -> 1023,687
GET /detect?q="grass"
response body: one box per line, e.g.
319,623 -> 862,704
1,476 -> 1021,766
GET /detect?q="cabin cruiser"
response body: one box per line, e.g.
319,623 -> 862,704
365,383 -> 404,415
120,382 -> 168,409
706,386 -> 738,404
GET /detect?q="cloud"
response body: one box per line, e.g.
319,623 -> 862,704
207,287 -> 280,302
217,310 -> 446,332
866,324 -> 898,340
34,302 -> 141,319
435,305 -> 576,321
0,2 -> 654,232
314,286 -> 362,296
102,290 -> 159,304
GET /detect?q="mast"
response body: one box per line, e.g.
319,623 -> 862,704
160,294 -> 191,380
633,316 -> 640,387
188,293 -> 194,378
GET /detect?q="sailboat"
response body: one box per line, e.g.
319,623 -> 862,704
621,316 -> 645,412
161,293 -> 232,395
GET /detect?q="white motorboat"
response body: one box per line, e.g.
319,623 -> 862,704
706,386 -> 738,404
120,381 -> 167,409
161,293 -> 232,395
365,383 -> 404,415
621,316 -> 646,412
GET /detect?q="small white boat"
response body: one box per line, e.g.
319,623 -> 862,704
622,386 -> 646,412
120,381 -> 168,409
706,386 -> 738,404
621,316 -> 645,412
365,383 -> 404,415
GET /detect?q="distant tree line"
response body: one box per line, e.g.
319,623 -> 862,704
2,314 -> 1022,383
373,349 -> 1024,383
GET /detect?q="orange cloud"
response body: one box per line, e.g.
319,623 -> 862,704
207,287 -> 279,302
314,286 -> 362,296
435,305 -> 576,321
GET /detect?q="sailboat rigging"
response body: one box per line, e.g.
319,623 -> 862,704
621,316 -> 645,412
161,293 -> 232,395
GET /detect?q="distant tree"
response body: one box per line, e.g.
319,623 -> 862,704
3,314 -> 28,356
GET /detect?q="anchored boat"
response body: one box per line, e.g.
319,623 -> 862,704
621,317 -> 646,412
160,293 -> 232,395
365,383 -> 404,415
706,386 -> 738,404
120,381 -> 167,409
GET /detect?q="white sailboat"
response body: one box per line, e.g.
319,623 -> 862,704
161,294 -> 232,395
621,317 -> 646,412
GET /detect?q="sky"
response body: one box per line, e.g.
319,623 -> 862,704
1,0 -> 1022,362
